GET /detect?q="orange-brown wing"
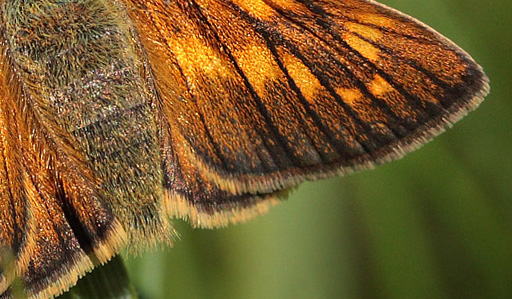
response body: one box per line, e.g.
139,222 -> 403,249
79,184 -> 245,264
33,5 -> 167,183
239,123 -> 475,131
124,0 -> 488,226
160,122 -> 286,227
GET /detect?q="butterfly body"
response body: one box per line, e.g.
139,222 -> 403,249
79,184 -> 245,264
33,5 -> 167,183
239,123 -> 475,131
0,0 -> 488,298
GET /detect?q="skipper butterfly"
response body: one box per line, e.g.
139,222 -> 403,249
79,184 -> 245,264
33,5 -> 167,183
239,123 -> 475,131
0,0 -> 489,298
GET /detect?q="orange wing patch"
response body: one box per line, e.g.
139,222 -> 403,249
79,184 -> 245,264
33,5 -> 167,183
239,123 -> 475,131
369,74 -> 394,96
234,42 -> 281,96
171,36 -> 232,79
281,51 -> 323,102
336,87 -> 364,106
357,12 -> 396,28
336,86 -> 389,134
343,32 -> 381,62
344,22 -> 383,42
230,0 -> 275,20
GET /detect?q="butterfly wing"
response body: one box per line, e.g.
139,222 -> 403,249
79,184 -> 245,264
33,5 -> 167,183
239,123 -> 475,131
160,124 -> 285,227
124,0 -> 489,227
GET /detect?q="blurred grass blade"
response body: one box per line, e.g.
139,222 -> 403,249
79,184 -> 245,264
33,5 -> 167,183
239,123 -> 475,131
58,256 -> 137,299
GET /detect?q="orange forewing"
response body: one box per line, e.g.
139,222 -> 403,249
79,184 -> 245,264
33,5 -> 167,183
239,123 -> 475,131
0,0 -> 488,298
124,0 -> 488,222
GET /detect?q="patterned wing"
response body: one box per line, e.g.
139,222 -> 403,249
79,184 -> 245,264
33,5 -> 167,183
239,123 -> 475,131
123,0 -> 489,227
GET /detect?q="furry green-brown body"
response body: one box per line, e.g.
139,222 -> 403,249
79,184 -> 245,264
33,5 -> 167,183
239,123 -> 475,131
5,0 -> 167,241
1,1 -> 169,297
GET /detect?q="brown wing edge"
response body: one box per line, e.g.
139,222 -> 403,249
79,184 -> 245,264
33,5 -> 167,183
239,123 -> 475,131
187,64 -> 489,194
0,219 -> 127,299
24,224 -> 127,299
159,119 -> 291,228
164,189 -> 290,229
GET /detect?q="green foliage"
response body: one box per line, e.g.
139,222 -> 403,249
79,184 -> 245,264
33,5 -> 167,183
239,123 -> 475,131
59,256 -> 137,299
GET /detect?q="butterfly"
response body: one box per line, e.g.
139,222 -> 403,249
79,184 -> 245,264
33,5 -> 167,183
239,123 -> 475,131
0,0 -> 489,298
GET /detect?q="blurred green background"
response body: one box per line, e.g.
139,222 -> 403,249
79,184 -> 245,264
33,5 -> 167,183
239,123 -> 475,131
121,0 -> 512,298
